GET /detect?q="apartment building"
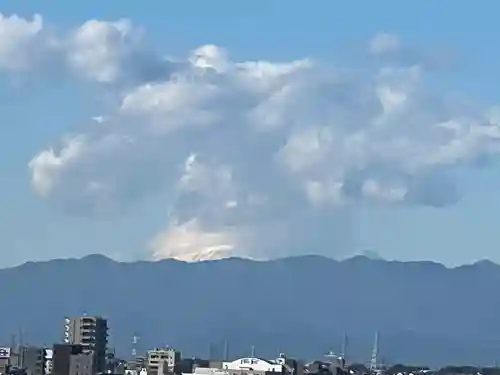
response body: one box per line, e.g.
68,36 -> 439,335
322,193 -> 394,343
63,316 -> 108,373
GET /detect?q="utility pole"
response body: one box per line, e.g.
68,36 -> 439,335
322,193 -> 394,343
18,328 -> 25,370
223,339 -> 228,361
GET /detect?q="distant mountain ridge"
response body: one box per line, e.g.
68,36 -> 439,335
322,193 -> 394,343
1,254 -> 500,367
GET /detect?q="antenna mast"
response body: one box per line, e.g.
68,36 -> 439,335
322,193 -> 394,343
369,331 -> 379,372
341,332 -> 348,359
131,332 -> 140,358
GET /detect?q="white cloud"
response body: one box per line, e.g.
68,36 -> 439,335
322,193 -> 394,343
28,136 -> 88,197
66,19 -> 136,83
0,13 -> 46,71
148,218 -> 237,262
13,15 -> 500,261
64,18 -> 178,85
0,13 -> 173,85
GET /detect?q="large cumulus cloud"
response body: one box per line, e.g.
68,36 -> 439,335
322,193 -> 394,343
4,14 -> 499,261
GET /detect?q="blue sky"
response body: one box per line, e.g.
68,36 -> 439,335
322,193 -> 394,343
1,0 -> 500,267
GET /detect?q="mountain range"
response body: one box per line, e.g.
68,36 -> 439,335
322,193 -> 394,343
1,254 -> 500,367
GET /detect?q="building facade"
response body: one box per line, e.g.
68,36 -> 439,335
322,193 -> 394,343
147,348 -> 181,375
52,344 -> 84,375
221,357 -> 285,375
44,349 -> 53,375
19,346 -> 45,375
183,356 -> 293,375
0,347 -> 14,374
68,351 -> 94,375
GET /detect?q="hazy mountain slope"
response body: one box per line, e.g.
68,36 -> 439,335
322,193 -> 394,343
0,254 -> 499,366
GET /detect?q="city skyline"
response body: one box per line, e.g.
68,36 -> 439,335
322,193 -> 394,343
0,313 -> 497,373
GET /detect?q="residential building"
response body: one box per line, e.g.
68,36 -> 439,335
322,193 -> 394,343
126,357 -> 147,373
19,346 -> 44,375
304,360 -> 349,375
63,316 -> 108,373
52,344 -> 84,375
0,347 -> 14,374
147,348 -> 181,375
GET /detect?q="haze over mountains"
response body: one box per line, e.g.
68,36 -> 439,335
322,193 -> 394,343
1,254 -> 499,367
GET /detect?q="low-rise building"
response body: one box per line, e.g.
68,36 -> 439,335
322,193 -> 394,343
183,355 -> 294,375
125,368 -> 148,375
185,368 -> 226,375
19,346 -> 44,375
147,348 -> 181,375
222,357 -> 284,374
304,360 -> 349,375
0,347 -> 13,374
44,349 -> 53,375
